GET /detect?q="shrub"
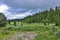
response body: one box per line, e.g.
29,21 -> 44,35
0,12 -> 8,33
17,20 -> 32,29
0,13 -> 7,27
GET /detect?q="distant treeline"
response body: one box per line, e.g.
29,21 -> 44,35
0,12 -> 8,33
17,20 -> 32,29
21,6 -> 60,26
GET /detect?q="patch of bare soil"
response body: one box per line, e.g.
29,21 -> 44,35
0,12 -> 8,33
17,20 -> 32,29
8,32 -> 37,40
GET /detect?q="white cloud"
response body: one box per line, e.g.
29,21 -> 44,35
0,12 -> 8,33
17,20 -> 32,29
0,4 -> 9,13
0,4 -> 35,20
0,4 -> 41,20
0,4 -> 11,20
7,10 -> 34,20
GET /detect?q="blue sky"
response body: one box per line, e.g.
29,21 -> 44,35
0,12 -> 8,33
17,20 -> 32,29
0,0 -> 60,20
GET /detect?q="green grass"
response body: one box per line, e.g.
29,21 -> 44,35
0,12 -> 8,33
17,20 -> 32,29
0,23 -> 60,40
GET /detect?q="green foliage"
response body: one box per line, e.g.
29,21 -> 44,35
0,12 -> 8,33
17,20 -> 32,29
0,23 -> 60,40
0,13 -> 7,27
56,32 -> 60,38
21,6 -> 60,26
14,21 -> 16,26
1,31 -> 10,35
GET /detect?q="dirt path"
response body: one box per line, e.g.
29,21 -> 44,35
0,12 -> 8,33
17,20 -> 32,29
21,32 -> 37,40
2,32 -> 37,40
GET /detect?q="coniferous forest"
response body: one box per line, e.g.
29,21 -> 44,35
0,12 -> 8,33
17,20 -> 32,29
21,6 -> 60,26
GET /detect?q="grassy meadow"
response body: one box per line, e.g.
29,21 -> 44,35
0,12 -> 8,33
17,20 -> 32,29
0,22 -> 60,40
